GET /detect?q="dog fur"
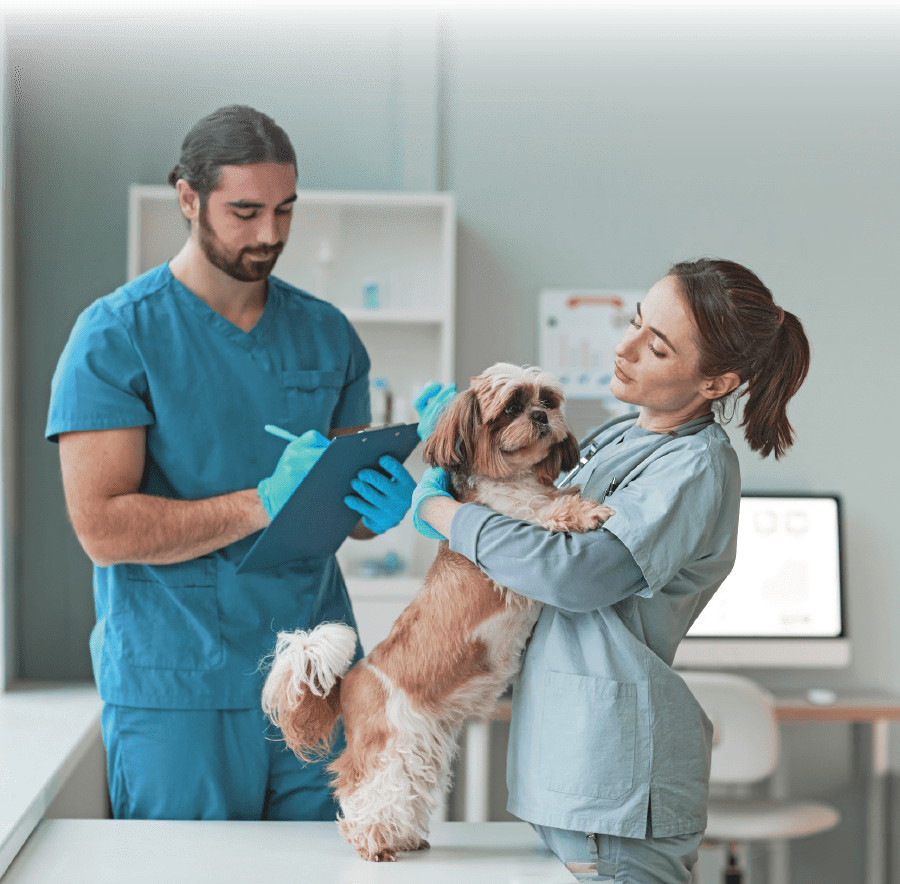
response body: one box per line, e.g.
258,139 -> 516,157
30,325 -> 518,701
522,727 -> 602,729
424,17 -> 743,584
261,363 -> 613,861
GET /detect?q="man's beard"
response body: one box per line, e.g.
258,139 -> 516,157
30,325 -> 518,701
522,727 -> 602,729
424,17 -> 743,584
198,206 -> 284,283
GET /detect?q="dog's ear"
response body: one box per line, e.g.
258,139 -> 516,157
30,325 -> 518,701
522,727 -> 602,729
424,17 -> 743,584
468,371 -> 509,423
422,388 -> 480,473
558,431 -> 581,472
534,431 -> 581,486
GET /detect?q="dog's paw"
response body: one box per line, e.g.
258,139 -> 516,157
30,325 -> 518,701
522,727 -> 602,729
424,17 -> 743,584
371,849 -> 398,862
589,503 -> 615,527
542,496 -> 615,533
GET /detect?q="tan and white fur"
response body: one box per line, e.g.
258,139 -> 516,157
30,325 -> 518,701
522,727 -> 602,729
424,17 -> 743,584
261,363 -> 613,862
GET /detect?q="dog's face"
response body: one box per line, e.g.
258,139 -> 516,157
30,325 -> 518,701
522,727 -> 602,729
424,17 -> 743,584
422,363 -> 580,485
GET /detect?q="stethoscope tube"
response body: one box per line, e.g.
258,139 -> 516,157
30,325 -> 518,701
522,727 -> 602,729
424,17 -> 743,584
556,412 -> 715,492
556,439 -> 602,489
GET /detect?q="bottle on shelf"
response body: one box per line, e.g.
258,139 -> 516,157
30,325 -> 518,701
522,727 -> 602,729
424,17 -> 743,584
370,378 -> 393,426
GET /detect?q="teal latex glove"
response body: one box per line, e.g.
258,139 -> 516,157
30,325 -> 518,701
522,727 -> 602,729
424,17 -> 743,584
411,467 -> 454,540
413,382 -> 457,441
257,429 -> 330,519
344,456 -> 417,535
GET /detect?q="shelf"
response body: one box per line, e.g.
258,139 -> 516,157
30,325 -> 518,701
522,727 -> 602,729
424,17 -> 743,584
127,188 -> 455,388
342,309 -> 446,325
344,576 -> 421,601
129,185 -> 456,608
127,185 -> 454,209
343,576 -> 422,651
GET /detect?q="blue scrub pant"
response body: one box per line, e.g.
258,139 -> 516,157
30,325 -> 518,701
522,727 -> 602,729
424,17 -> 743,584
102,704 -> 341,821
534,824 -> 703,884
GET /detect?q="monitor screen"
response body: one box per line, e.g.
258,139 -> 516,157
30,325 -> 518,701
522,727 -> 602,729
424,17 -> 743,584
675,494 -> 849,668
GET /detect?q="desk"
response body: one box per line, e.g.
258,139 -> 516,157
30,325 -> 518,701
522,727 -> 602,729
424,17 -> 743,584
1,821 -> 576,883
773,689 -> 900,884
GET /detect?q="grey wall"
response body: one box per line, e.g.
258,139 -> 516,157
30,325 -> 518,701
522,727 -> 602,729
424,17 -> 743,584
1,22 -> 12,689
446,8 -> 900,697
5,6 -> 899,878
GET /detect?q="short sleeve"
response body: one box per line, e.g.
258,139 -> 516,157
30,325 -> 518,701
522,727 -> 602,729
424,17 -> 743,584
601,440 -> 737,596
46,301 -> 154,442
330,320 -> 371,430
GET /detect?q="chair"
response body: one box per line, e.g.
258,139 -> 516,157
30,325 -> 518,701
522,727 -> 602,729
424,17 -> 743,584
680,671 -> 841,883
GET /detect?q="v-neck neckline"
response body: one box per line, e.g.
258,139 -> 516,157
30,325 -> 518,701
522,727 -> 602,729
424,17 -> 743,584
593,412 -> 716,462
614,413 -> 715,446
166,264 -> 277,350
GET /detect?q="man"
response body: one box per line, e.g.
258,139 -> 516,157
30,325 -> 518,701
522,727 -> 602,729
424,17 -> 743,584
46,105 -> 421,821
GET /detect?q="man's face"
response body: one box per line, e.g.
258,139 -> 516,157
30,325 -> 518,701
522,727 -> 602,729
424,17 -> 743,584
197,162 -> 297,282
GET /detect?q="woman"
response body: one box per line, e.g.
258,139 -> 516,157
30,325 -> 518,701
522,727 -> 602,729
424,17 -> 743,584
412,258 -> 810,882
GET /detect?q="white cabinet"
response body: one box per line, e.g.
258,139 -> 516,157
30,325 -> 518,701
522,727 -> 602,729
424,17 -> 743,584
127,186 -> 456,648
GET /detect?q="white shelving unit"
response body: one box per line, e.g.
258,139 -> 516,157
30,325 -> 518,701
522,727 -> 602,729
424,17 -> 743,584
127,186 -> 456,650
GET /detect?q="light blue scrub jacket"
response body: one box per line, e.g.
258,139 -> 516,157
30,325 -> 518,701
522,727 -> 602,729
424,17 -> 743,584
449,414 -> 741,839
46,264 -> 371,709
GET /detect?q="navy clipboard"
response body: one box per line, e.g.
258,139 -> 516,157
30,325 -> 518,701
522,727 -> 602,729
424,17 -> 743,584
237,422 -> 421,573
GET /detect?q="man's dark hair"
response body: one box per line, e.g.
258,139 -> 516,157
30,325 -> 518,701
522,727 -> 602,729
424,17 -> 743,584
168,105 -> 296,206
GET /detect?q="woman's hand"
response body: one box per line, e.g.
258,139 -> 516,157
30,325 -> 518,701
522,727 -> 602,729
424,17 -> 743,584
412,467 -> 457,539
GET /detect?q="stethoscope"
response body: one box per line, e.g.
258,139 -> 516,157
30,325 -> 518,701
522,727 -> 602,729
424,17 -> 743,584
556,439 -> 603,490
556,412 -> 633,492
556,413 -> 716,500
557,440 -> 619,503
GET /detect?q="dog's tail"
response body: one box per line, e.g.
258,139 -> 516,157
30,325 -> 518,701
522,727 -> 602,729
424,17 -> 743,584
261,622 -> 358,761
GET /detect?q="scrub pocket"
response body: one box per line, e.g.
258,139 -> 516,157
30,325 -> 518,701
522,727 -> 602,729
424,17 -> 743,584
540,670 -> 637,800
115,556 -> 222,670
281,370 -> 344,428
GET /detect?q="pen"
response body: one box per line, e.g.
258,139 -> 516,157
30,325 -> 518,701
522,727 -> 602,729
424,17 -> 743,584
600,478 -> 619,504
264,424 -> 301,443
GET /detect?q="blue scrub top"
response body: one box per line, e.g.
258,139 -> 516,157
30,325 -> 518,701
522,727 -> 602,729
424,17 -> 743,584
46,264 -> 371,709
449,414 -> 741,839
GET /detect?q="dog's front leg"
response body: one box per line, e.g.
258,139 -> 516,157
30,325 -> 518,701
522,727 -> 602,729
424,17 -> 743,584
539,492 -> 614,534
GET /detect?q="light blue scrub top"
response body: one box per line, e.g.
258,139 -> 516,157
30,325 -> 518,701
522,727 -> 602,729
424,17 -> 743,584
449,414 -> 741,839
46,264 -> 371,709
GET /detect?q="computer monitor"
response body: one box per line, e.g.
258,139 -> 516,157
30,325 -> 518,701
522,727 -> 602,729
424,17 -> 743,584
674,493 -> 849,669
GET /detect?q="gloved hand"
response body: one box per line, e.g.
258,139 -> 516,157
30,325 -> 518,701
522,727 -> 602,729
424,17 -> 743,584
257,429 -> 330,519
344,456 -> 417,535
411,467 -> 454,540
413,382 -> 457,441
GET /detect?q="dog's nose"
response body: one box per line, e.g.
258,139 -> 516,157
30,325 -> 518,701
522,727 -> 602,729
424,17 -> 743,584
531,410 -> 548,425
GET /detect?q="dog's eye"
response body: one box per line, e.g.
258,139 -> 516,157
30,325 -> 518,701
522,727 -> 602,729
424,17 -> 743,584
504,404 -> 522,416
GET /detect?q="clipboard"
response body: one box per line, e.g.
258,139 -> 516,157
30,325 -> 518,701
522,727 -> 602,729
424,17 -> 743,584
237,422 -> 422,573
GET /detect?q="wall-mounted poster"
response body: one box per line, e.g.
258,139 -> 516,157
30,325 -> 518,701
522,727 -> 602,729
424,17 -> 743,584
538,289 -> 643,440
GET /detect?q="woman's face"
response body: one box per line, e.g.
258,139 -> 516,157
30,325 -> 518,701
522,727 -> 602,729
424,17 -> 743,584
610,275 -> 715,432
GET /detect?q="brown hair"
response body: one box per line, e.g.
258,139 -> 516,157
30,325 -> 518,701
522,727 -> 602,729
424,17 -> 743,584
669,258 -> 810,459
167,105 -> 296,207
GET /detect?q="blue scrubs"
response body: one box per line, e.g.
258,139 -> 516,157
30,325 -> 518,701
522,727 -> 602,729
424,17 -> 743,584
46,263 -> 370,818
101,705 -> 343,821
449,414 -> 741,872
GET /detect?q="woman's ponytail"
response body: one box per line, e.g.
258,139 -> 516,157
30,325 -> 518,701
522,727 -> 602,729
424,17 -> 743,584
739,310 -> 810,459
670,258 -> 811,459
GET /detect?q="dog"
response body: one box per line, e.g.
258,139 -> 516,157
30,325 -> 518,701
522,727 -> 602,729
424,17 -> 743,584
261,363 -> 613,861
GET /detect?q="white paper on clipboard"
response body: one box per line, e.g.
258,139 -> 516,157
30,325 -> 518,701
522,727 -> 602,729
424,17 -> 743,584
539,289 -> 644,439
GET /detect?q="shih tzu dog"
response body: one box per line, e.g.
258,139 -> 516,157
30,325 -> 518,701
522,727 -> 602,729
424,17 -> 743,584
261,363 -> 613,862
